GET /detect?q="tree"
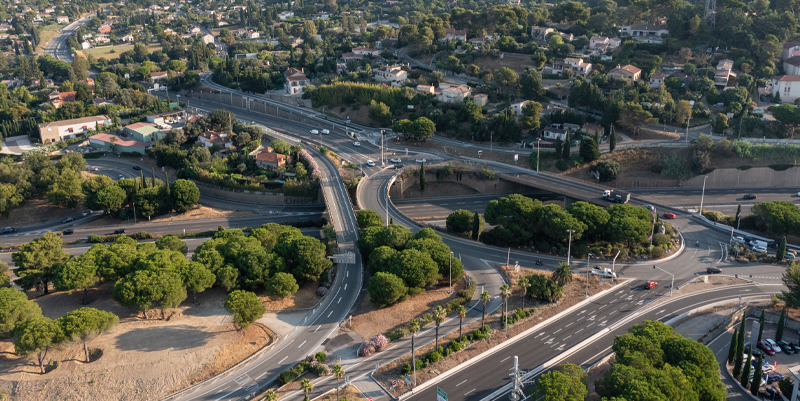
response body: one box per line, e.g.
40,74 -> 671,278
419,162 -> 426,191
178,262 -> 216,303
368,272 -> 408,307
223,290 -> 266,330
733,310 -> 746,378
728,326 -> 739,365
520,70 -> 545,100
368,100 -> 392,125
481,290 -> 490,327
533,363 -> 588,401
562,130 -> 571,159
332,365 -> 345,400
54,255 -> 98,305
13,232 -> 71,294
357,209 -> 383,229
495,67 -> 519,96
713,113 -> 729,134
552,263 -> 573,286
47,169 -> 84,208
519,102 -> 543,131
757,310 -> 765,342
519,276 -> 531,310
156,236 -> 188,254
618,102 -> 658,136
410,117 -> 436,141
456,304 -> 467,338
446,209 -> 473,234
58,307 -> 118,362
609,128 -> 616,152
301,378 -> 314,400
751,352 -> 764,395
674,100 -> 693,125
388,249 -> 439,290
579,137 -> 600,162
262,390 -> 277,401
112,269 -> 186,318
274,236 -> 332,283
741,349 -> 752,388
95,186 -> 126,214
777,309 -> 786,342
499,283 -> 510,323
14,316 -> 64,373
266,272 -> 299,299
170,179 -> 200,213
594,160 -> 620,182
433,305 -> 446,351
0,288 -> 42,337
778,237 -> 787,261
472,212 -> 484,240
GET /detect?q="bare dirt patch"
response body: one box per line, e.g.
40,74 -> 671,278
470,56 -> 539,73
262,281 -> 322,310
401,181 -> 480,200
375,269 -> 613,396
564,148 -> 666,184
0,197 -> 90,228
0,286 -> 275,401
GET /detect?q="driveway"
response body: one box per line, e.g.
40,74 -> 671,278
0,135 -> 36,155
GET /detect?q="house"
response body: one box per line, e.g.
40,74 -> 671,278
311,11 -> 329,19
88,133 -> 147,155
473,94 -> 488,107
542,127 -> 568,141
416,85 -> 435,94
123,122 -> 163,143
469,37 -> 487,48
284,68 -> 309,95
255,149 -> 287,170
278,11 -> 294,20
189,27 -> 202,34
147,110 -> 185,126
609,64 -> 642,82
55,15 -> 69,23
121,34 -> 134,42
198,130 -> 233,148
202,33 -> 215,44
81,41 -> 92,49
531,26 -> 555,40
440,28 -> 466,42
44,7 -> 55,13
588,36 -> 621,53
619,24 -> 669,43
48,91 -> 76,108
150,71 -> 169,81
782,42 -> 800,60
435,84 -> 472,103
544,58 -> 592,77
143,82 -> 162,92
246,30 -> 259,39
509,100 -> 530,116
714,59 -> 735,86
785,56 -> 800,76
650,73 -> 665,88
352,47 -> 380,56
582,124 -> 605,137
341,52 -> 363,62
38,115 -> 111,143
768,75 -> 800,103
98,25 -> 111,34
92,98 -> 114,106
374,65 -> 407,83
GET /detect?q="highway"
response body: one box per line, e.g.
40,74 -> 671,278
43,14 -> 94,62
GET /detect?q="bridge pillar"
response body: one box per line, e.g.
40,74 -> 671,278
563,196 -> 575,209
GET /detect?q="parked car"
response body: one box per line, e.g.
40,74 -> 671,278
62,217 -> 73,223
82,210 -> 92,216
707,267 -> 722,274
62,229 -> 74,235
732,236 -> 745,244
758,340 -> 777,355
777,340 -> 794,354
353,141 -> 361,147
766,387 -> 782,399
645,204 -> 656,212
787,253 -> 796,260
744,194 -> 758,200
118,174 -> 124,179
753,107 -> 765,115
789,343 -> 800,353
644,281 -> 657,290
390,158 -> 402,163
310,129 -> 319,135
0,227 -> 14,234
753,245 -> 768,253
366,160 -> 375,167
114,228 -> 126,234
765,339 -> 782,353
132,165 -> 141,170
321,129 -> 330,135
416,158 -> 427,163
394,163 -> 404,169
663,212 -> 676,219
768,240 -> 778,248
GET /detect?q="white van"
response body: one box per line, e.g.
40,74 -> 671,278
310,129 -> 319,135
750,240 -> 768,249
752,245 -> 768,253
321,129 -> 330,135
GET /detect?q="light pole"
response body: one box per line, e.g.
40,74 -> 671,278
611,249 -> 620,274
412,332 -> 416,386
449,251 -> 453,294
653,265 -> 674,295
566,229 -> 575,264
586,255 -> 589,298
685,115 -> 691,145
490,132 -> 493,153
536,138 -> 541,173
699,175 -> 709,215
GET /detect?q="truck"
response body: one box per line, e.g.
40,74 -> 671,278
602,189 -> 630,204
591,266 -> 617,279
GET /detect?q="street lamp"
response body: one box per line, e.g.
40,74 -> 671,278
566,229 -> 575,264
699,175 -> 709,215
536,138 -> 541,173
653,265 -> 674,295
449,251 -> 453,294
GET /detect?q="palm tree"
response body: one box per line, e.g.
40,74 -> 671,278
456,304 -> 467,338
480,290 -> 491,327
499,284 -> 510,321
552,262 -> 573,286
301,378 -> 314,400
519,277 -> 531,310
433,305 -> 446,351
262,390 -> 277,401
332,365 -> 345,400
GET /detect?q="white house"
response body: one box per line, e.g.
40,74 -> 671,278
198,130 -> 233,148
440,28 -> 466,42
352,47 -> 380,56
542,127 -> 568,141
650,73 -> 665,88
509,100 -> 530,116
246,30 -> 259,39
768,75 -> 800,103
55,15 -> 69,23
619,24 -> 669,43
714,59 -> 735,86
121,34 -> 134,42
278,11 -> 294,20
80,41 -> 92,49
202,33 -> 215,44
284,68 -> 309,95
434,84 -> 472,103
531,26 -> 554,40
373,65 -> 407,83
38,115 -> 111,143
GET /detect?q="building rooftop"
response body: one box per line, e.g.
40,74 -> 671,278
38,115 -> 110,129
91,133 -> 147,147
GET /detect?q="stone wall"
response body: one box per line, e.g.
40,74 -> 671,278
683,166 -> 800,188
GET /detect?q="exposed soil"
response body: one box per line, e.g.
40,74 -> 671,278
262,280 -> 322,311
564,148 -> 667,184
0,285 -> 274,401
587,359 -> 613,401
0,197 -> 90,228
401,181 -> 480,200
350,280 -> 468,340
470,56 -> 539,74
375,269 -> 613,396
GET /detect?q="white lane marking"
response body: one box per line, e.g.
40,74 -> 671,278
314,325 -> 322,332
328,310 -> 334,317
298,340 -> 306,348
563,335 -> 572,340
457,380 -> 468,387
553,329 -> 562,334
565,322 -> 574,328
279,356 -> 287,363
344,284 -> 348,290
500,356 -> 510,363
457,202 -> 466,204
338,297 -> 342,304
465,388 -> 476,396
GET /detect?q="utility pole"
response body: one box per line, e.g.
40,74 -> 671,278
566,229 -> 575,264
653,265 -> 674,295
536,138 -> 541,173
509,356 -> 524,401
449,251 -> 453,294
685,115 -> 691,145
699,175 -> 709,214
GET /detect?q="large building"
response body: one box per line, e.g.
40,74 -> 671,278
619,24 -> 669,43
123,122 -> 164,144
89,133 -> 147,155
38,115 -> 111,143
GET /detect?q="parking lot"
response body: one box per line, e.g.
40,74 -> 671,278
740,318 -> 799,398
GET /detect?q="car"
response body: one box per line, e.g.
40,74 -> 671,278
732,236 -> 745,244
765,339 -> 782,353
745,343 -> 765,359
87,166 -> 99,171
644,281 -> 657,289
744,194 -> 758,200
353,141 -> 361,147
789,343 -> 800,353
394,163 -> 404,169
766,387 -> 781,399
768,373 -> 785,384
118,174 -> 124,179
62,217 -> 73,223
82,210 -> 92,216
788,249 -> 798,256
768,240 -> 779,248
310,129 -> 319,135
707,267 -> 722,274
787,253 -> 796,260
753,107 -> 765,115
777,340 -> 794,354
114,228 -> 126,234
390,158 -> 402,163
416,158 -> 427,163
132,165 -> 141,170
758,340 -> 777,355
663,212 -> 676,219
366,160 -> 375,167
753,245 -> 768,253
645,204 -> 656,212
62,229 -> 74,235
321,129 -> 330,135
0,227 -> 14,234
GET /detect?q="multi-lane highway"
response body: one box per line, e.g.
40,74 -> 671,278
43,14 -> 94,62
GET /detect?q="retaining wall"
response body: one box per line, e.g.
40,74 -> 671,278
192,180 -> 322,205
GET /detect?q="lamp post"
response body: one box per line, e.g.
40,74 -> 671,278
685,115 -> 691,145
449,251 -> 453,294
536,138 -> 541,173
653,265 -> 674,295
566,229 -> 575,264
699,175 -> 709,215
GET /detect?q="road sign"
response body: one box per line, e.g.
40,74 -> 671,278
437,387 -> 448,401
514,154 -> 518,161
392,380 -> 397,387
369,398 -> 372,401
405,374 -> 412,385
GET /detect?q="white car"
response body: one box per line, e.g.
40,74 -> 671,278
118,174 -> 124,179
416,158 -> 427,163
732,236 -> 745,244
753,108 -> 765,115
321,129 -> 330,135
310,129 -> 319,135
390,157 -> 402,163
366,160 -> 375,167
353,141 -> 361,147
752,245 -> 768,253
765,339 -> 782,353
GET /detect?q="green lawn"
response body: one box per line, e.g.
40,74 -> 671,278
83,43 -> 162,60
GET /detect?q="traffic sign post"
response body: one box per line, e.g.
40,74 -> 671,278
437,387 -> 448,401
404,374 -> 412,385
392,380 -> 397,388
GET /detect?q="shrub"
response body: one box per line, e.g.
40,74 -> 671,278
370,334 -> 389,352
402,358 -> 425,374
428,351 -> 442,363
315,351 -> 327,363
311,362 -> 330,376
652,233 -> 670,247
450,340 -> 462,352
88,235 -> 102,243
317,286 -> 329,296
779,378 -> 794,396
280,370 -> 299,384
555,160 -> 569,171
650,247 -> 665,259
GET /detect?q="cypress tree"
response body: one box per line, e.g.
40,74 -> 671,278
164,173 -> 170,194
472,212 -> 481,240
728,326 -> 739,365
389,217 -> 393,225
740,349 -> 752,388
555,137 -> 563,159
151,167 -> 157,189
777,237 -> 787,261
609,127 -> 616,152
757,310 -> 765,342
419,162 -> 425,191
562,129 -> 570,159
750,353 -> 763,395
140,170 -> 145,187
777,309 -> 786,342
733,310 -> 747,378
736,204 -> 742,228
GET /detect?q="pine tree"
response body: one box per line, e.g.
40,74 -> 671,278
777,237 -> 787,261
609,126 -> 616,152
750,353 -> 763,395
740,349 -> 752,388
419,162 -> 426,191
728,326 -> 739,365
562,129 -> 571,159
757,310 -> 765,342
776,309 -> 786,342
472,212 -> 481,240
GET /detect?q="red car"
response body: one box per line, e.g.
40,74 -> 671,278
663,212 -> 676,219
758,340 -> 777,356
644,281 -> 657,290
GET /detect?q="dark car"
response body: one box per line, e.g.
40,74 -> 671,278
766,387 -> 781,399
790,343 -> 800,353
133,165 -> 141,170
707,267 -> 722,274
744,194 -> 758,200
0,227 -> 14,234
62,229 -> 74,235
394,163 -> 404,169
767,372 -> 785,384
768,240 -> 779,249
777,340 -> 794,354
114,228 -> 125,234
62,217 -> 73,223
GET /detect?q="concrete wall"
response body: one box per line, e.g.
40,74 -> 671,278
389,169 -> 533,199
191,91 -> 330,132
684,166 -> 800,188
191,180 -> 322,205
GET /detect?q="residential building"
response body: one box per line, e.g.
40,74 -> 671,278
608,64 -> 642,82
38,115 -> 111,143
352,47 -> 380,56
473,94 -> 488,107
123,122 -> 163,143
284,68 -> 309,95
55,16 -> 69,23
147,110 -> 186,126
588,36 -> 621,54
89,133 -> 147,155
714,59 -> 735,86
782,41 -> 800,60
81,41 -> 92,49
48,91 -> 76,108
278,11 -> 294,20
582,124 -> 605,137
150,71 -> 169,81
198,130 -> 233,148
202,33 -> 215,44
246,30 -> 259,39
255,149 -> 287,170
530,26 -> 554,40
440,28 -> 466,42
509,100 -> 530,116
435,84 -> 472,103
469,37 -> 487,48
785,56 -> 800,76
542,127 -> 568,141
311,11 -> 329,19
341,52 -> 363,62
768,75 -> 800,103
92,98 -> 114,106
374,65 -> 407,83
98,25 -> 111,34
416,85 -> 435,94
619,24 -> 669,43
650,73 -> 665,88
121,34 -> 134,42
